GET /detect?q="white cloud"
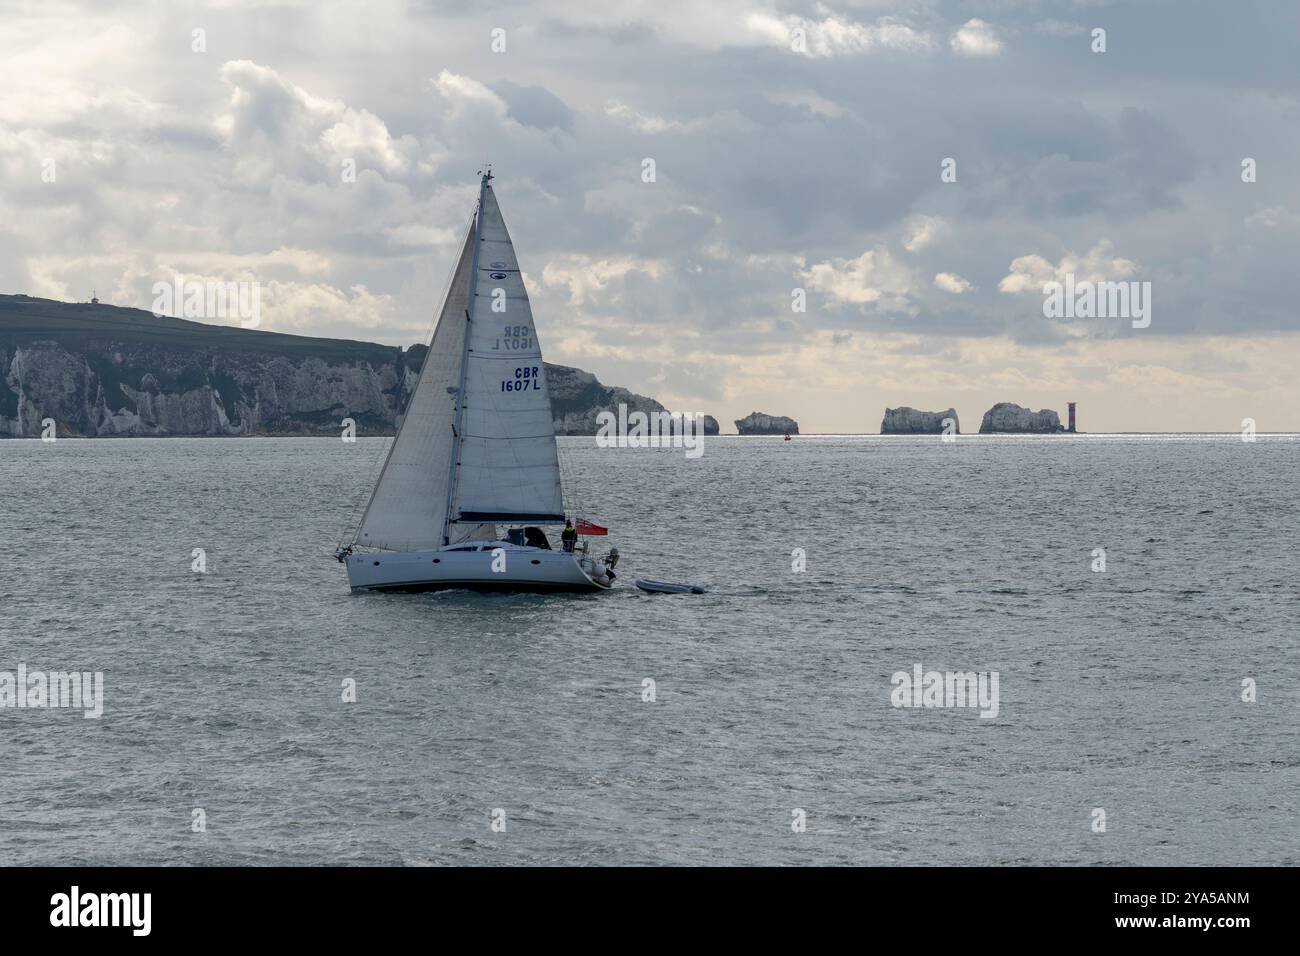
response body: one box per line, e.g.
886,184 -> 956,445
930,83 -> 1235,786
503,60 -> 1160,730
950,19 -> 1003,57
605,100 -> 691,134
903,215 -> 949,252
765,90 -> 852,119
25,248 -> 335,306
802,247 -> 915,310
431,70 -> 509,121
217,60 -> 420,181
749,12 -> 933,57
998,240 -> 1139,294
1245,207 -> 1300,229
384,224 -> 459,248
0,11 -> 160,128
997,254 -> 1056,294
542,254 -> 668,306
258,280 -> 395,333
934,272 -> 973,294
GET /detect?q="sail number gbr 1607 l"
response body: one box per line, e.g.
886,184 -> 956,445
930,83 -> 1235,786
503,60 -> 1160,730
491,324 -> 532,351
501,366 -> 540,392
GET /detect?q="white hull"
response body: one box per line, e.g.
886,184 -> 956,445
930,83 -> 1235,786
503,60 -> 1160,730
343,543 -> 612,593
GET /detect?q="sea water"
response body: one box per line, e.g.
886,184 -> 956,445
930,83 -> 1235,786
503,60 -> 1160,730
0,434 -> 1296,865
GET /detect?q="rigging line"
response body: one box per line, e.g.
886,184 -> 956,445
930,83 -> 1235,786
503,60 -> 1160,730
337,431 -> 388,549
557,433 -> 584,522
558,437 -> 571,518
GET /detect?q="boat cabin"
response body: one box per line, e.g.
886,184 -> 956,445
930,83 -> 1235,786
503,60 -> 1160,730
504,526 -> 552,550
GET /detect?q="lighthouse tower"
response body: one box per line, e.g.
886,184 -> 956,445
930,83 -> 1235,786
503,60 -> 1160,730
1067,402 -> 1077,433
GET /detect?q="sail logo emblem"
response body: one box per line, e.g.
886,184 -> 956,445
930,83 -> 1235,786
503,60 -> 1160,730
489,273 -> 508,280
489,261 -> 508,269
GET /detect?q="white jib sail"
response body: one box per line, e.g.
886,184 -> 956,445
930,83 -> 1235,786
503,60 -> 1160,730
353,222 -> 475,551
450,181 -> 565,525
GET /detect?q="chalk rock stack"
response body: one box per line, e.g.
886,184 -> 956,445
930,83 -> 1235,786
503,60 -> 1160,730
734,411 -> 798,435
978,402 -> 1063,433
880,407 -> 959,434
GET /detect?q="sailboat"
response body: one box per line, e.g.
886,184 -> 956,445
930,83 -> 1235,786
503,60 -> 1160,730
337,170 -> 619,593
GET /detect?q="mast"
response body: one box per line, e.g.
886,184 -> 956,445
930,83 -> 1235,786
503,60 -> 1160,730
441,168 -> 491,545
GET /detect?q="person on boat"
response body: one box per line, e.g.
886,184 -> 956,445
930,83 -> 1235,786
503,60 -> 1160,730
561,519 -> 577,553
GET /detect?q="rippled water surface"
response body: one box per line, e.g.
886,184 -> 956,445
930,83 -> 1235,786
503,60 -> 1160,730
1,434 -> 1297,865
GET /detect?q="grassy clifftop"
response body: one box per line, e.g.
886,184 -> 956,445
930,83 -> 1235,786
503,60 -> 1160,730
0,294 -> 404,367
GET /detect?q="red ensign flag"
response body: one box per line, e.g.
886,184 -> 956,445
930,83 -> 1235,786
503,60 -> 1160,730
574,519 -> 608,535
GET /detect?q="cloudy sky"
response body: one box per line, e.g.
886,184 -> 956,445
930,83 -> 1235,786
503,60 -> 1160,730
2,0 -> 1298,431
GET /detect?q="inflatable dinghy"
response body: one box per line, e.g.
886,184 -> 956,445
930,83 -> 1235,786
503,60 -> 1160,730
635,579 -> 706,594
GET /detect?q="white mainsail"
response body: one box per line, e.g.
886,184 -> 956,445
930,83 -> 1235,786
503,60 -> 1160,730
353,222 -> 474,551
449,180 -> 564,525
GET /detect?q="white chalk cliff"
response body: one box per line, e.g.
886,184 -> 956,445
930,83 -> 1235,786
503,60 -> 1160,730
979,402 -> 1063,433
881,407 -> 959,434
